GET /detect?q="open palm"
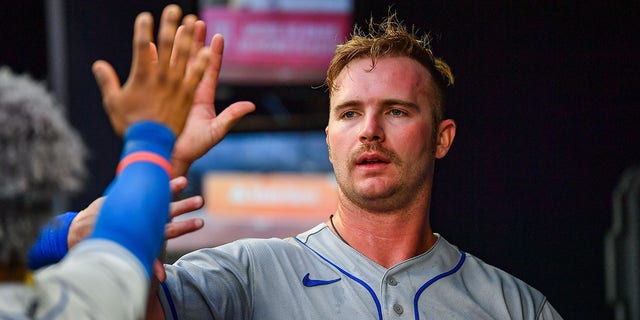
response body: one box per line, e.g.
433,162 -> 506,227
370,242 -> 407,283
171,22 -> 255,177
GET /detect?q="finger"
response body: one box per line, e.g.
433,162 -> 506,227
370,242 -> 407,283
210,101 -> 256,136
165,218 -> 204,239
169,195 -> 204,218
173,14 -> 198,78
92,60 -> 121,100
130,11 -> 154,82
170,18 -> 203,65
153,260 -> 167,282
156,5 -> 182,76
169,25 -> 185,66
169,176 -> 188,194
179,19 -> 208,80
149,42 -> 158,64
209,33 -> 225,75
183,48 -> 211,95
194,34 -> 224,106
92,60 -> 126,135
192,20 -> 207,59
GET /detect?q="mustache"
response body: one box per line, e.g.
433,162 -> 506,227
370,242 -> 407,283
350,142 -> 400,165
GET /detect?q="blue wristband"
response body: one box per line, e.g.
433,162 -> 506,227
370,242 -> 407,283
28,211 -> 78,270
121,121 -> 175,160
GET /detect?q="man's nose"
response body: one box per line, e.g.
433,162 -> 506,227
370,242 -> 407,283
359,113 -> 385,143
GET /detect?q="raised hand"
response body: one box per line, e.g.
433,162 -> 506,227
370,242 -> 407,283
91,5 -> 211,137
170,22 -> 256,177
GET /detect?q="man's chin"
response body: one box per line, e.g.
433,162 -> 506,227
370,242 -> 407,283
353,183 -> 398,202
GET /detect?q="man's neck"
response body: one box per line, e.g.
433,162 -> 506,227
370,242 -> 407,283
328,205 -> 436,269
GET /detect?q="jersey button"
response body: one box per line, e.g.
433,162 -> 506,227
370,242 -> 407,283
393,303 -> 404,315
387,277 -> 398,286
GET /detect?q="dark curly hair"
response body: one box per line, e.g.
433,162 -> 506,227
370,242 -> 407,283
0,66 -> 87,270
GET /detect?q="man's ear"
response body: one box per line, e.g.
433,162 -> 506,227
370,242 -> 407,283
435,119 -> 456,159
325,126 -> 333,164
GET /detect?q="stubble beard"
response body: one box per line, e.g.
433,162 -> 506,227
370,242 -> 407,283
334,142 -> 431,213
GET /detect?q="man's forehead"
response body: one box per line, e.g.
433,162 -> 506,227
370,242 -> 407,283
330,57 -> 435,104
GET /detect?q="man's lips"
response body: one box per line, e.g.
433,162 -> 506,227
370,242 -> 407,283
356,152 -> 391,165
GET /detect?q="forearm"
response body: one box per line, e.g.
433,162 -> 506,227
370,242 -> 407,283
90,121 -> 175,277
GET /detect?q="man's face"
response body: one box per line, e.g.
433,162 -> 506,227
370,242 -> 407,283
326,56 -> 447,212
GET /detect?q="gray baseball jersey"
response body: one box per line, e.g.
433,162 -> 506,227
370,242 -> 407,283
161,223 -> 562,319
0,240 -> 147,319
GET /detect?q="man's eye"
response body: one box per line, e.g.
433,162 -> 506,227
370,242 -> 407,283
342,111 -> 357,119
390,109 -> 406,116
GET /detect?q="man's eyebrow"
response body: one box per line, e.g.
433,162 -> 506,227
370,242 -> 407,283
381,99 -> 420,110
331,100 -> 361,112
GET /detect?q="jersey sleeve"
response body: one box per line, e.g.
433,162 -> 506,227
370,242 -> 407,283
32,240 -> 148,319
160,241 -> 256,320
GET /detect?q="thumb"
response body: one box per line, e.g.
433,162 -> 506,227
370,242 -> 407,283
92,60 -> 121,99
215,101 -> 256,130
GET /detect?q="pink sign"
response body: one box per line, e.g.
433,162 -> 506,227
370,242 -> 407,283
200,8 -> 352,83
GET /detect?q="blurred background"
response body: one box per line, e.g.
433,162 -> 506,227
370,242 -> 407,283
2,1 -> 639,318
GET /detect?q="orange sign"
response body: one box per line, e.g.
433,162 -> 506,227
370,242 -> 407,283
203,172 -> 338,221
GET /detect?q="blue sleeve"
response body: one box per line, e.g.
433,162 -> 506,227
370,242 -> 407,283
90,121 -> 175,277
28,211 -> 79,270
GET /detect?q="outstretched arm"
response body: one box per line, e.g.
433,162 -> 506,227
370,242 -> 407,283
32,5 -> 210,319
88,3 -> 208,277
29,19 -> 253,271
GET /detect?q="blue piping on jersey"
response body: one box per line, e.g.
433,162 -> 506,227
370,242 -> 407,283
37,281 -> 70,318
161,281 -> 180,320
413,250 -> 466,320
295,237 -> 384,320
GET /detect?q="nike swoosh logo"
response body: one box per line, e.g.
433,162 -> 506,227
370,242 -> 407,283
302,273 -> 341,287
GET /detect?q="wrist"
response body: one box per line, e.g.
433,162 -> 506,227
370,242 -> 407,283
170,156 -> 191,178
122,121 -> 175,160
28,211 -> 79,270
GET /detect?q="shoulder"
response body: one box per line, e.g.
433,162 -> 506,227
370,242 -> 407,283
460,251 -> 543,295
435,236 -> 542,295
437,236 -> 560,319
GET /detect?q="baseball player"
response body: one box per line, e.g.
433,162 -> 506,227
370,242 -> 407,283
0,4 -> 209,318
151,13 -> 563,320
